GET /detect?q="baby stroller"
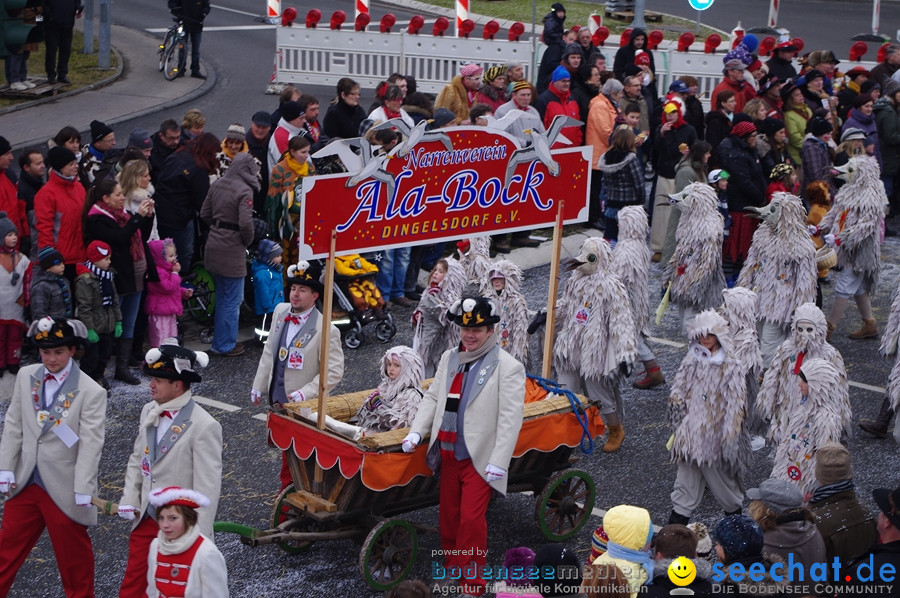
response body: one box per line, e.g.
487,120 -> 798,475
323,257 -> 397,349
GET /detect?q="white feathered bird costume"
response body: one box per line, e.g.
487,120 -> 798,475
668,310 -> 749,477
757,303 -> 850,443
817,156 -> 888,294
412,257 -> 466,375
457,236 -> 493,287
554,237 -> 637,383
879,274 -> 900,442
737,192 -> 818,328
771,357 -> 847,496
664,182 -> 726,313
613,206 -> 652,341
354,345 -> 425,434
720,287 -> 766,435
483,260 -> 529,365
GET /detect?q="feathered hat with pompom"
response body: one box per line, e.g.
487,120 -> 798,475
286,259 -> 323,294
148,486 -> 211,510
27,316 -> 88,348
142,337 -> 209,383
447,296 -> 500,327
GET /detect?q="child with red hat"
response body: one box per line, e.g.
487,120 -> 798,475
146,486 -> 228,597
75,240 -> 122,389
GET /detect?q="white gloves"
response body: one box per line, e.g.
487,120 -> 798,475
807,224 -> 819,236
485,464 -> 507,483
250,389 -> 262,405
0,471 -> 14,494
824,233 -> 837,246
117,504 -> 137,521
75,493 -> 92,507
288,389 -> 305,403
401,432 -> 421,453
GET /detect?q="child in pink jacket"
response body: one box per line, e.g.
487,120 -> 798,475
144,239 -> 192,348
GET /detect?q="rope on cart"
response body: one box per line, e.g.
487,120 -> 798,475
528,374 -> 594,454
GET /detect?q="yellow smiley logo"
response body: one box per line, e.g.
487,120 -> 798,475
667,556 -> 696,587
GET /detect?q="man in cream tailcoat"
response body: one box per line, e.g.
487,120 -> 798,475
117,340 -> 223,598
0,317 -> 106,598
251,260 -> 344,488
403,296 -> 525,597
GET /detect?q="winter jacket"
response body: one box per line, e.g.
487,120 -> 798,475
875,96 -> 900,176
682,95 -> 705,140
167,0 -> 210,32
199,153 -> 257,278
711,77 -> 755,113
784,103 -> 813,164
843,107 -> 881,166
613,28 -> 655,82
0,172 -> 27,243
43,0 -> 83,28
719,135 -> 766,211
810,490 -> 878,565
323,99 -> 367,140
154,150 -> 211,231
0,251 -> 30,324
542,7 -> 565,48
476,85 -> 507,112
29,267 -> 72,321
843,540 -> 900,592
598,151 -> 644,209
251,259 -> 283,316
18,170 -> 43,260
85,205 -> 151,296
652,121 -> 696,179
705,110 -> 733,168
434,76 -> 473,123
765,55 -> 798,83
761,515 -> 826,571
586,93 -> 620,169
75,268 -> 121,334
35,170 -> 87,264
267,118 -> 303,174
144,239 -> 184,317
536,86 -> 583,147
801,136 -> 835,197
149,132 -> 177,186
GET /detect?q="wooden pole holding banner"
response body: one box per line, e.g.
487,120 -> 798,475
541,200 -> 564,378
313,230 -> 337,494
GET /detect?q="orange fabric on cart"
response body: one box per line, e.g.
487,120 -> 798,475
267,403 -> 605,492
524,377 -> 548,404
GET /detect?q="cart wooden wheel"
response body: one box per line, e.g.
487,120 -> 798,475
534,469 -> 596,541
271,485 -> 316,554
358,519 -> 418,591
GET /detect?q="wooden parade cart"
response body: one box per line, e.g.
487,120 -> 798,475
215,377 -> 604,591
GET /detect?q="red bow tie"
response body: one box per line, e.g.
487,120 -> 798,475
160,411 -> 177,419
285,315 -> 301,325
44,373 -> 55,383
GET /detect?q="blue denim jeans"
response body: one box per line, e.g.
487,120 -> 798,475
375,247 -> 410,300
118,291 -> 142,339
211,274 -> 244,353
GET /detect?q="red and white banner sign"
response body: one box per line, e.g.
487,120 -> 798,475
299,127 -> 590,259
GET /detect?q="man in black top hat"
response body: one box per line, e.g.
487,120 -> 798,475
117,339 -> 222,598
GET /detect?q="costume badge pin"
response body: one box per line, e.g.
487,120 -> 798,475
278,347 -> 288,361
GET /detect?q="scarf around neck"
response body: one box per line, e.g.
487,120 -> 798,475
285,154 -> 309,177
458,333 -> 498,365
90,201 -> 146,263
810,478 -> 854,503
605,537 -> 655,584
142,392 -> 193,430
85,261 -> 115,306
156,521 -> 202,556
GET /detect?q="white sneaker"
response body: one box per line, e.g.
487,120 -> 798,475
22,80 -> 36,88
9,82 -> 27,91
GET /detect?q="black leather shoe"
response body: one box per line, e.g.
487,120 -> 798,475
58,76 -> 71,84
190,71 -> 207,79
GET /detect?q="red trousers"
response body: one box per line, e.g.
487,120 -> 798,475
118,515 -> 159,598
0,321 -> 24,368
439,453 -> 493,597
0,484 -> 95,598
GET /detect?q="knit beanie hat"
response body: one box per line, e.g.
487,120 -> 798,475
47,146 -> 77,172
483,65 -> 505,85
551,65 -> 571,82
756,117 -> 785,137
562,42 -> 581,59
90,119 -> 114,144
127,128 -> 152,150
852,93 -> 874,109
714,515 -> 764,560
769,162 -> 794,181
512,80 -> 531,93
589,525 -> 609,562
502,547 -> 536,587
431,108 -> 457,128
225,123 -> 247,143
634,50 -> 651,66
841,127 -> 866,142
881,78 -> 900,98
815,442 -> 853,485
533,543 -> 582,597
0,211 -> 17,239
0,136 -> 10,156
808,117 -> 833,137
38,246 -> 64,270
258,238 -> 282,262
281,101 -> 304,122
731,120 -> 757,138
86,240 -> 112,264
460,63 -> 484,78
